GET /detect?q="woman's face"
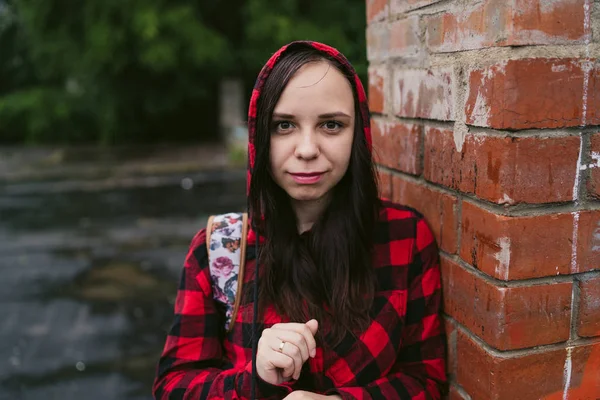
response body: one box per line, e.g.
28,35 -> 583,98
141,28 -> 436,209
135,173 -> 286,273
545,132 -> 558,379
269,61 -> 355,204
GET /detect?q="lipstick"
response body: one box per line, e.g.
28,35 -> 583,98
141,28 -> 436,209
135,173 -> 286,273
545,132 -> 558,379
290,172 -> 323,184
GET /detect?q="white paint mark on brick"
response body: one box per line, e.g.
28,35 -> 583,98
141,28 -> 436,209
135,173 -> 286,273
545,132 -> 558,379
583,0 -> 592,46
468,90 -> 491,126
570,1 -> 593,279
452,121 -> 469,152
535,0 -> 565,13
452,64 -> 469,152
390,16 -> 420,58
571,211 -> 580,274
439,1 -> 491,52
394,68 -> 454,121
573,136 -> 583,202
467,63 -> 506,127
369,66 -> 386,89
374,119 -> 390,137
494,237 -> 511,280
367,24 -> 390,62
484,60 -> 507,80
581,0 -> 592,126
581,61 -> 592,127
552,64 -> 568,73
562,345 -> 573,398
582,153 -> 600,170
571,136 -> 583,273
499,193 -> 515,205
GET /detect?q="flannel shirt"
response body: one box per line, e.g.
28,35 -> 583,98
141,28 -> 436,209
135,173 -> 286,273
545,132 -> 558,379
153,201 -> 447,399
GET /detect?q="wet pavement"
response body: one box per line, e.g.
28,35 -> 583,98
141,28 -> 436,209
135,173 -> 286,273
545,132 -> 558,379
0,163 -> 247,399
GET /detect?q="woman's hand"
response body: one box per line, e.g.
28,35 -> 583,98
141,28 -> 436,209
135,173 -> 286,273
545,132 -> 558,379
256,319 -> 319,385
283,391 -> 342,400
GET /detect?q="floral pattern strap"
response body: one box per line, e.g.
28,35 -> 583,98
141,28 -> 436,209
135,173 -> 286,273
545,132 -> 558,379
206,212 -> 248,331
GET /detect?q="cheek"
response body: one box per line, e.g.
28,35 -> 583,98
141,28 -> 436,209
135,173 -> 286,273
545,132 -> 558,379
332,133 -> 354,170
269,140 -> 287,175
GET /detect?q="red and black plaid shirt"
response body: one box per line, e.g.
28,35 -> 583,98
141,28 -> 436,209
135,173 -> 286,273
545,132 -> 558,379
153,201 -> 447,399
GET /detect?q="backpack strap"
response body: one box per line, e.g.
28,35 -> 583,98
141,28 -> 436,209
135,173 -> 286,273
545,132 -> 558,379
206,212 -> 248,332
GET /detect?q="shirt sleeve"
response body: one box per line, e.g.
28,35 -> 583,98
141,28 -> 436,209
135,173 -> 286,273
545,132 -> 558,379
152,229 -> 289,400
327,217 -> 447,400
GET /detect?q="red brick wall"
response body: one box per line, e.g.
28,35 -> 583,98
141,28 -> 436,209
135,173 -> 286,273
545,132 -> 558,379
366,0 -> 600,398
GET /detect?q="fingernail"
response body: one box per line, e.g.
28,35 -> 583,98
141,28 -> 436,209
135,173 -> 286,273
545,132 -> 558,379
311,349 -> 316,358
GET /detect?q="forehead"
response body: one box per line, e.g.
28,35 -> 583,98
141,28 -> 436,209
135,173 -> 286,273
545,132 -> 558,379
274,61 -> 354,114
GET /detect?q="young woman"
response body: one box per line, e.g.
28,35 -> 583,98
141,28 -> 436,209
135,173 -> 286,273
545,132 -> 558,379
153,41 -> 446,400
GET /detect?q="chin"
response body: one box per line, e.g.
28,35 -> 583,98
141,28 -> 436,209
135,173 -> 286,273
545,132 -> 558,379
287,187 -> 329,202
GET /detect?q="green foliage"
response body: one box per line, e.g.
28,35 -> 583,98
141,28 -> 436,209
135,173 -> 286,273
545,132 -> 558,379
0,0 -> 366,144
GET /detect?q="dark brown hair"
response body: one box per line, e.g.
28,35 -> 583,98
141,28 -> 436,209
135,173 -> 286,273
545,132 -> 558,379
249,44 -> 380,346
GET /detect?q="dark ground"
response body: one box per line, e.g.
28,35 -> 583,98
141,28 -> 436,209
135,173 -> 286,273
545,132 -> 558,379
0,145 -> 247,399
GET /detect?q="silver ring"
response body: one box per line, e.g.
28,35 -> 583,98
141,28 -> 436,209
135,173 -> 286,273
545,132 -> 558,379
278,341 -> 286,352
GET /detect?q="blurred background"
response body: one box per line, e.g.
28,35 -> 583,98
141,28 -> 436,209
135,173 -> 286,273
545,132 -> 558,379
0,0 -> 367,398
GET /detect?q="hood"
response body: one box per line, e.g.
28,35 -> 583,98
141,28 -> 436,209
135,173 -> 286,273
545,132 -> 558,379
246,41 -> 372,244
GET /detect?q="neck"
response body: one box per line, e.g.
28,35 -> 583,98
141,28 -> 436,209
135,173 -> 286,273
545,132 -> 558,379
291,194 -> 331,234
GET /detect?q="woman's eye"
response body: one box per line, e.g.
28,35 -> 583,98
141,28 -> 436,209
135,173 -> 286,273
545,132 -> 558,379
323,121 -> 343,131
273,121 -> 293,132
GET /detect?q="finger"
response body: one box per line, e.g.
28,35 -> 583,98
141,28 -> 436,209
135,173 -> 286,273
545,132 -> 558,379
272,323 -> 317,357
276,322 -> 318,358
285,342 -> 303,380
267,350 -> 296,380
305,319 -> 318,336
264,328 -> 309,364
305,320 -> 318,357
269,339 -> 303,380
270,330 -> 309,362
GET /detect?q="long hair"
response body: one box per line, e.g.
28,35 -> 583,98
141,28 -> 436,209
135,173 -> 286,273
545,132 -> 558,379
249,45 -> 380,346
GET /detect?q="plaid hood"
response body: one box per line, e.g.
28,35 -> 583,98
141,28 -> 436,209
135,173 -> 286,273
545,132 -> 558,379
246,41 -> 372,245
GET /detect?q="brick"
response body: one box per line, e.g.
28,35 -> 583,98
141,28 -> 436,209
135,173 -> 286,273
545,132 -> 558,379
393,67 -> 454,121
366,0 -> 388,24
578,276 -> 600,337
377,168 -> 392,200
465,58 -> 600,130
425,0 -> 590,53
368,65 -> 386,114
586,132 -> 600,199
573,210 -> 600,274
389,16 -> 420,58
424,127 -> 580,204
541,343 -> 600,400
425,0 -> 511,53
460,201 -> 575,280
391,0 -> 443,15
442,257 -> 572,350
393,176 -> 458,254
367,23 -> 389,62
372,119 -> 422,175
423,126 -> 476,196
511,0 -> 592,45
457,332 -> 600,399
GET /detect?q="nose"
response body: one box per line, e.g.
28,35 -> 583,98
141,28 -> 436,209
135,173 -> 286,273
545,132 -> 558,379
294,129 -> 320,160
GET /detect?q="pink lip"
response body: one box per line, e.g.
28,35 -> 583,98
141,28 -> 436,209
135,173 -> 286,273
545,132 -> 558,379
289,172 -> 324,184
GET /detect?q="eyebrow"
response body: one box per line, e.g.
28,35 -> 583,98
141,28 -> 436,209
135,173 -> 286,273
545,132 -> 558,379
272,112 -> 352,119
